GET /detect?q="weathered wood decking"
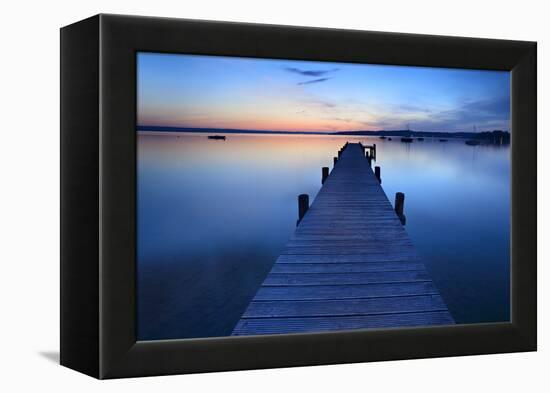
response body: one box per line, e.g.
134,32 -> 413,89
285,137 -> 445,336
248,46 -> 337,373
232,143 -> 453,336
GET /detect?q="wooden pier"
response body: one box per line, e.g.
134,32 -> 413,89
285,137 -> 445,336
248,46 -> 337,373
232,143 -> 453,336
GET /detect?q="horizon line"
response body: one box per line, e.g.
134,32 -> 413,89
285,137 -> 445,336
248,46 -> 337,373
137,124 -> 509,135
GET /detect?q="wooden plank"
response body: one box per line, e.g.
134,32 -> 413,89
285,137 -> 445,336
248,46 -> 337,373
276,254 -> 421,263
232,312 -> 454,336
271,261 -> 426,273
263,271 -> 432,286
242,295 -> 448,318
254,282 -> 440,301
231,143 -> 453,336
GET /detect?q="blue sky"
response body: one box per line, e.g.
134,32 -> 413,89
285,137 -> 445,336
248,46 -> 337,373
137,52 -> 510,133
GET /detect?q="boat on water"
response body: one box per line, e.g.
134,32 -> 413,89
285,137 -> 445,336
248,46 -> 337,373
208,135 -> 226,140
400,124 -> 414,143
417,137 -> 424,141
388,137 -> 392,141
379,136 -> 387,139
439,139 -> 448,142
465,139 -> 481,146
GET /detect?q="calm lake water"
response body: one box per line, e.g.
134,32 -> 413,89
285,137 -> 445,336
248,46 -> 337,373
137,132 -> 510,341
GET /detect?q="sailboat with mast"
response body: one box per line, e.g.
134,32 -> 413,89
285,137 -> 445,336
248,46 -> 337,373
401,123 -> 414,143
466,125 -> 481,145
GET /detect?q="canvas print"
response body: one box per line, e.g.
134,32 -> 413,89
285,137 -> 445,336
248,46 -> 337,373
136,52 -> 510,340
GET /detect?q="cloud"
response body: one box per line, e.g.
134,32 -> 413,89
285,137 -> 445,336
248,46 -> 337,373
313,99 -> 336,108
393,103 -> 434,114
380,96 -> 510,132
330,117 -> 354,123
342,96 -> 510,132
298,97 -> 338,111
283,66 -> 339,86
297,77 -> 332,86
428,96 -> 510,130
460,96 -> 510,117
284,67 -> 339,77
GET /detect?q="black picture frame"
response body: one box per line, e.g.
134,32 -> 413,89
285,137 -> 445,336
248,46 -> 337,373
60,14 -> 536,379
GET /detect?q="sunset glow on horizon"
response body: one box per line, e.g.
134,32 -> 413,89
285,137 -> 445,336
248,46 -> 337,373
137,52 -> 510,133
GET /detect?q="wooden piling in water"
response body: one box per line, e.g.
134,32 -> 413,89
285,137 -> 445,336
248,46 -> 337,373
322,167 -> 329,184
363,145 -> 376,161
375,166 -> 381,183
395,192 -> 406,225
297,194 -> 309,226
365,150 -> 372,166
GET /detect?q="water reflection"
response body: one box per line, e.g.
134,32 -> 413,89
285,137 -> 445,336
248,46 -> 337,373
137,132 -> 510,340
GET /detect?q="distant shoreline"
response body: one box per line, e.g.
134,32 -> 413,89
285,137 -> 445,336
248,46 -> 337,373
138,126 -> 329,136
137,125 -> 510,141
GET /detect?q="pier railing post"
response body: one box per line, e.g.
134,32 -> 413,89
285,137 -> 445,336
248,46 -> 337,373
333,157 -> 338,166
395,192 -> 406,225
375,166 -> 381,183
322,167 -> 329,184
297,194 -> 309,226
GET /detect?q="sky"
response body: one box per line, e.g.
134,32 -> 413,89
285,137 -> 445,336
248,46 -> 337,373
137,52 -> 510,133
